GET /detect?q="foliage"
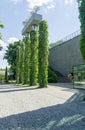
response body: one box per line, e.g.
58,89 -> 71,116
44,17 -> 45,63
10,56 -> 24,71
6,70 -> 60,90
38,20 -> 48,88
30,30 -> 38,86
16,46 -> 20,84
0,45 -> 2,51
78,0 -> 85,60
16,41 -> 25,84
23,36 -> 30,85
83,96 -> 85,101
48,68 -> 57,83
4,41 -> 21,79
19,45 -> 22,83
20,41 -> 25,84
0,73 -> 4,82
0,21 -> 4,29
4,67 -> 8,83
0,21 -> 4,50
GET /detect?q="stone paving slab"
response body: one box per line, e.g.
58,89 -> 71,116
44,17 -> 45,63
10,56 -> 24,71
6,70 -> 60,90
0,83 -> 85,130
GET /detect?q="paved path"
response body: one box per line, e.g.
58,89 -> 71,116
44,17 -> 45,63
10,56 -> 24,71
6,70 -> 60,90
0,83 -> 85,130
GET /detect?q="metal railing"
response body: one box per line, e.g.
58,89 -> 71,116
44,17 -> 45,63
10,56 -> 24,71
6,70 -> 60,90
62,30 -> 81,43
49,30 -> 81,49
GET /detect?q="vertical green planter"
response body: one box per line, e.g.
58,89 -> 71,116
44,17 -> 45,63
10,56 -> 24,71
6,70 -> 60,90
78,0 -> 85,60
30,30 -> 38,86
38,20 -> 49,88
23,35 -> 30,85
16,46 -> 20,84
20,41 -> 25,84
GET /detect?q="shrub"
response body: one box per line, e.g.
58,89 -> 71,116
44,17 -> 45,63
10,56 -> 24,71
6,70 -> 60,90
0,73 -> 5,82
48,68 -> 57,83
4,67 -> 8,83
83,96 -> 85,101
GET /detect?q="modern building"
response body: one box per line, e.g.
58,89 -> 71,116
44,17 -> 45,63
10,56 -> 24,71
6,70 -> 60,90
49,30 -> 84,76
22,14 -> 84,77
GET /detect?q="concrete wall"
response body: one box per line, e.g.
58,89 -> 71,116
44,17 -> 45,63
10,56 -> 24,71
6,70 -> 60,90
49,35 -> 84,76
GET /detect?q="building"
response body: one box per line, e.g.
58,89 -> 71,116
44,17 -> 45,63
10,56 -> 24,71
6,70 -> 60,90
49,30 -> 84,76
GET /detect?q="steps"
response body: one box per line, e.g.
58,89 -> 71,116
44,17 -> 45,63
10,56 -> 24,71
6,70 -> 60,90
49,67 -> 71,83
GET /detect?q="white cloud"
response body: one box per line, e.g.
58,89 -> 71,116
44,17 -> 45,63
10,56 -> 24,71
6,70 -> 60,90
11,0 -> 74,10
26,0 -> 55,9
65,0 -> 73,5
7,37 -> 19,43
47,3 -> 56,10
11,0 -> 56,10
0,40 -> 7,48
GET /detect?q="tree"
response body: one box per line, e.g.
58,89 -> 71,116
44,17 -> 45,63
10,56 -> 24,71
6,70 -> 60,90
0,21 -> 4,50
30,30 -> 38,86
38,20 -> 49,88
4,67 -> 8,83
78,0 -> 85,60
4,41 -> 21,79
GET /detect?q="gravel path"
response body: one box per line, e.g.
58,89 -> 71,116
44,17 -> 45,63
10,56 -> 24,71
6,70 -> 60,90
0,83 -> 85,130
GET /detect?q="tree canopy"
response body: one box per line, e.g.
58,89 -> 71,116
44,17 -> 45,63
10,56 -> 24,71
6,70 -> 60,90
0,21 -> 4,50
4,40 -> 21,78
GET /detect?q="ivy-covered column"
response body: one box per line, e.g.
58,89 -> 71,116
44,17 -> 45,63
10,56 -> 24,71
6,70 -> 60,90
30,25 -> 38,86
38,20 -> 49,88
16,46 -> 20,84
23,33 -> 30,85
20,40 -> 25,84
78,0 -> 85,60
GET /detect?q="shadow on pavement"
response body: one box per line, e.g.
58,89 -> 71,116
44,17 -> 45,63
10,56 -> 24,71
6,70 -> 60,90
0,88 -> 85,130
0,104 -> 85,130
49,83 -> 73,89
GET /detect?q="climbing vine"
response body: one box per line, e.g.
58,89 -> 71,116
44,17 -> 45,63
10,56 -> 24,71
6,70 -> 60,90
20,41 -> 25,84
30,30 -> 38,86
38,20 -> 49,88
78,0 -> 85,60
23,36 -> 30,85
16,46 -> 20,84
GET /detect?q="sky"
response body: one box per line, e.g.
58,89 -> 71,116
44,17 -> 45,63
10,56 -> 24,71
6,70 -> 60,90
0,0 -> 80,68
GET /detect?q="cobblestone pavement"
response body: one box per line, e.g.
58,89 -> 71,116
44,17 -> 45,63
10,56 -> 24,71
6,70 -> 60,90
0,83 -> 85,130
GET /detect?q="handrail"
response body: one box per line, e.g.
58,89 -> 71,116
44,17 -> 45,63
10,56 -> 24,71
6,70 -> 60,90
49,30 -> 81,49
62,30 -> 81,43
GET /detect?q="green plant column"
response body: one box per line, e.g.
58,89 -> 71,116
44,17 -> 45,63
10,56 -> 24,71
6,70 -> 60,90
38,20 -> 49,88
5,67 -> 8,83
20,41 -> 25,84
19,44 -> 23,84
30,29 -> 38,86
16,46 -> 20,84
23,37 -> 26,84
78,0 -> 85,60
23,35 -> 30,85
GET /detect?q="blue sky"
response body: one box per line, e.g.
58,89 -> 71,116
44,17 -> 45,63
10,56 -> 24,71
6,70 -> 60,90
0,0 -> 80,68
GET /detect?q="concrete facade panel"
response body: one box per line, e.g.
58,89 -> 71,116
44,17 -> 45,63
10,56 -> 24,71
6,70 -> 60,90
49,35 -> 84,76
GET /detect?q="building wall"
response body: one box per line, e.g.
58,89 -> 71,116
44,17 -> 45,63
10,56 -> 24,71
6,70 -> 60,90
49,35 -> 84,76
